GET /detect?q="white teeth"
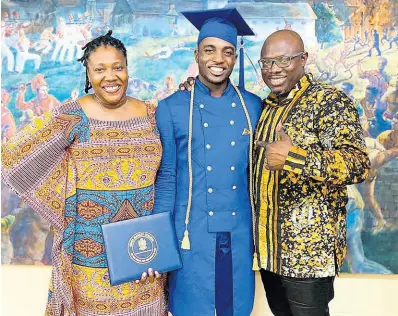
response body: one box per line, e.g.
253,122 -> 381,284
103,85 -> 120,92
269,78 -> 286,85
209,67 -> 224,73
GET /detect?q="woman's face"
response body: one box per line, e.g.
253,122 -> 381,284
87,45 -> 128,107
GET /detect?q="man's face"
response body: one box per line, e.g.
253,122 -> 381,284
195,37 -> 236,88
37,86 -> 49,100
260,40 -> 307,95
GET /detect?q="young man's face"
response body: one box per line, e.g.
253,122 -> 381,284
195,37 -> 236,88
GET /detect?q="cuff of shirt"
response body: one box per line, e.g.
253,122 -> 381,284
283,146 -> 307,175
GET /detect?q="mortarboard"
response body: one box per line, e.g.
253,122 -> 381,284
181,8 -> 255,87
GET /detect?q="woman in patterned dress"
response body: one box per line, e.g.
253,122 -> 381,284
2,31 -> 167,316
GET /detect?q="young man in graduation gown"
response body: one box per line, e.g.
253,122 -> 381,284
153,9 -> 262,316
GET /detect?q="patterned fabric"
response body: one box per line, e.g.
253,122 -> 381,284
254,74 -> 370,278
2,100 -> 166,316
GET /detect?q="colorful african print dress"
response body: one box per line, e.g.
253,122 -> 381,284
2,100 -> 167,316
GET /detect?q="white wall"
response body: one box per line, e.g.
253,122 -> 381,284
2,265 -> 398,316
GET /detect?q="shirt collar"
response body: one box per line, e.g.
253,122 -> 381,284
265,73 -> 313,108
195,76 -> 232,97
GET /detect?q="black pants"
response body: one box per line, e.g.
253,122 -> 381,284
260,270 -> 335,316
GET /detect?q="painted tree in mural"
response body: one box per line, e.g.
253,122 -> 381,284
313,3 -> 343,48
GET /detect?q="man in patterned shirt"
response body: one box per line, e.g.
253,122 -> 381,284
254,30 -> 370,316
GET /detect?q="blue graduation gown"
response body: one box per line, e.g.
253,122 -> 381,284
154,79 -> 262,316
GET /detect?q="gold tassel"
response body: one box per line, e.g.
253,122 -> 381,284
252,253 -> 260,271
181,230 -> 191,250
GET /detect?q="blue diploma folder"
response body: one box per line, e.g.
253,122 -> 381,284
102,212 -> 182,286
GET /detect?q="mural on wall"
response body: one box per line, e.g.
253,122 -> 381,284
1,0 -> 397,273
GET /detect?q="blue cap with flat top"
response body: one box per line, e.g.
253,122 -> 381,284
181,8 -> 255,88
180,8 -> 255,47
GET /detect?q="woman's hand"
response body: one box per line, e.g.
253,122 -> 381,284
135,268 -> 161,284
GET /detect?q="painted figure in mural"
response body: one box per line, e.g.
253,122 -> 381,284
363,136 -> 398,232
2,31 -> 167,315
345,184 -> 392,274
382,78 -> 398,121
358,57 -> 390,101
167,3 -> 179,36
9,207 -> 51,265
368,29 -> 382,56
1,20 -> 15,73
51,17 -> 66,62
183,56 -> 199,82
364,30 -> 369,45
154,9 -> 262,316
357,83 -> 392,138
127,77 -> 157,99
306,42 -> 356,84
359,86 -> 379,124
145,42 -> 192,60
329,44 -> 354,81
388,26 -> 398,49
341,82 -> 355,100
154,76 -> 176,100
254,30 -> 370,316
14,28 -> 41,73
1,89 -> 17,142
33,27 -> 56,55
51,17 -> 79,63
381,28 -> 389,45
16,74 -> 60,117
1,214 -> 15,264
353,31 -> 364,51
78,23 -> 93,48
344,112 -> 398,273
377,115 -> 398,152
277,19 -> 292,31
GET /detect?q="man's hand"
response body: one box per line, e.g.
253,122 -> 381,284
135,268 -> 161,284
255,125 -> 293,171
179,77 -> 195,91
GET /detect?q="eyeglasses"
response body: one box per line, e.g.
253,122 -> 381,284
258,52 -> 306,70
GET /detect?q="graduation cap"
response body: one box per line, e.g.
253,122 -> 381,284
181,8 -> 255,88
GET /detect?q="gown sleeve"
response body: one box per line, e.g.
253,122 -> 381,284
1,105 -> 84,230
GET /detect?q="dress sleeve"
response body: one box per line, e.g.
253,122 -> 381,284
1,107 -> 83,230
153,99 -> 177,214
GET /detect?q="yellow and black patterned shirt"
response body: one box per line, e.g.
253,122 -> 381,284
254,74 -> 370,278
